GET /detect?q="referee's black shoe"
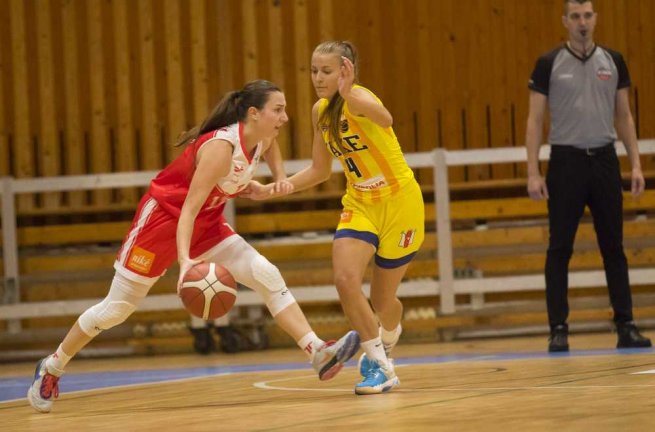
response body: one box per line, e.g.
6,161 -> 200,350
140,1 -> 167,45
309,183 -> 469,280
616,322 -> 652,349
548,325 -> 569,352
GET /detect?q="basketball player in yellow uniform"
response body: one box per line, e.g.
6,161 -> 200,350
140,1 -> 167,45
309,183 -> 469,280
250,41 -> 424,394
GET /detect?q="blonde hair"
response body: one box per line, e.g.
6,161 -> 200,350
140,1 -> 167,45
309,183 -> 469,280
313,41 -> 358,149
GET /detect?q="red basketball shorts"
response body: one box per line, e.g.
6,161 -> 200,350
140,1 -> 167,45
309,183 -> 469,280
114,194 -> 235,283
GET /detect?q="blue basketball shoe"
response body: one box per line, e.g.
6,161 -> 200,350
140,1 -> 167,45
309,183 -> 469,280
27,356 -> 62,413
312,330 -> 360,381
355,361 -> 399,395
357,343 -> 393,377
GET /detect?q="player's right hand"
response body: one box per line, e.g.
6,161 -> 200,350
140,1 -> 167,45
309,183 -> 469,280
527,175 -> 549,200
177,257 -> 203,295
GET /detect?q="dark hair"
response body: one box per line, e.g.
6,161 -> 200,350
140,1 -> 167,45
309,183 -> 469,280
175,79 -> 281,147
313,40 -> 358,149
563,0 -> 593,14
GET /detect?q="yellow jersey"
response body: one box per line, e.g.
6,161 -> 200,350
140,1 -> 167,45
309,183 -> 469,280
317,85 -> 416,203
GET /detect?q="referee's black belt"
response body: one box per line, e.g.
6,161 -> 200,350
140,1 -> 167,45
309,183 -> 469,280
550,142 -> 615,156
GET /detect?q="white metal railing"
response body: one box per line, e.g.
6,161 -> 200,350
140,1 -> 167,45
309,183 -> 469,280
1,140 -> 655,332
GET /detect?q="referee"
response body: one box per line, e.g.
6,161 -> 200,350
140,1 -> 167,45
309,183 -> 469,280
525,0 -> 651,352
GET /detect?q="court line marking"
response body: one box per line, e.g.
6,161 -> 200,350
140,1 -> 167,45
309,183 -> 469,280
4,348 -> 654,405
253,373 -> 655,393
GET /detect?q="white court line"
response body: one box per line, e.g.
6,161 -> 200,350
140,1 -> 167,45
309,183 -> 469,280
254,374 -> 350,392
253,375 -> 655,393
632,369 -> 655,375
254,372 -> 655,393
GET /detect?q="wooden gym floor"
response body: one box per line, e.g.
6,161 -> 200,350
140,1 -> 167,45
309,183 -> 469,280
1,332 -> 655,432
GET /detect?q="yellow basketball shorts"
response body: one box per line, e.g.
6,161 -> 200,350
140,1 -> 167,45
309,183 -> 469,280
335,180 -> 424,269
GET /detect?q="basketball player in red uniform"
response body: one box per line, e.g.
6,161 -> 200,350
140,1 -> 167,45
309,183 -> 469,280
28,80 -> 360,413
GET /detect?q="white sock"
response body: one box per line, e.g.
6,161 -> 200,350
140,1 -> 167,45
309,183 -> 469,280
46,345 -> 71,375
361,337 -> 391,369
381,323 -> 402,353
297,332 -> 324,361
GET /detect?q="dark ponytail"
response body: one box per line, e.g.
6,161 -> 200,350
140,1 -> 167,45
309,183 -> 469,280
175,80 -> 281,147
313,41 -> 358,149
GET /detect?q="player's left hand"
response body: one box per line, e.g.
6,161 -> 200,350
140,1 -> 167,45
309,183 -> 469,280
338,56 -> 355,98
239,180 -> 294,200
271,180 -> 294,196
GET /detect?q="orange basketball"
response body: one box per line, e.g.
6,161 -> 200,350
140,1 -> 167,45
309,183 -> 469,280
180,263 -> 237,320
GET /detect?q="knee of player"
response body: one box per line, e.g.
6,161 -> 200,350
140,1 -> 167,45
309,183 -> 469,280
78,300 -> 137,337
370,294 -> 399,313
333,270 -> 362,293
248,254 -> 297,315
250,254 -> 286,291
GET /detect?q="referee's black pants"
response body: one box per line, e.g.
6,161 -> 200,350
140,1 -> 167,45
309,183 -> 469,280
545,144 -> 633,331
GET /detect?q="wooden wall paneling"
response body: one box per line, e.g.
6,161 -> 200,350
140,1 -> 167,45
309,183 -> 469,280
215,0 -> 237,96
61,0 -> 86,207
353,1 -> 382,101
0,0 -> 11,177
637,0 -> 655,157
413,0 -> 439,186
489,0 -> 514,180
112,0 -> 138,205
625,0 -> 643,145
241,0 -> 259,81
512,0 -> 530,178
255,0 -> 272,81
189,0 -> 209,126
138,0 -> 162,170
9,0 -> 35,211
227,0 -> 246,90
0,1 -> 10,177
35,0 -> 62,208
463,0 -> 491,181
76,0 -> 92,176
87,0 -> 111,206
102,0 -> 120,182
385,1 -> 414,157
203,0 -> 219,106
441,0 -> 465,183
416,0 -> 437,151
163,0 -> 186,163
597,0 -> 617,46
278,0 -> 298,156
291,0 -> 313,160
177,1 -> 193,149
266,0 -> 291,158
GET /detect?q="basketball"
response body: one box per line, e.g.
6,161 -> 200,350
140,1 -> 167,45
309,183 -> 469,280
180,263 -> 237,320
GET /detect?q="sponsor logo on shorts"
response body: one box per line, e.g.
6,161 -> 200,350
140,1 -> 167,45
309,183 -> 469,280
127,246 -> 155,274
597,68 -> 612,81
399,229 -> 416,248
340,210 -> 353,223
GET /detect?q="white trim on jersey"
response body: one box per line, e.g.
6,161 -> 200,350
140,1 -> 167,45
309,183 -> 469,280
117,197 -> 158,266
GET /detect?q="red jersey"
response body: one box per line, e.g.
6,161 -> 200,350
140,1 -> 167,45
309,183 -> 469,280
115,122 -> 264,281
148,122 -> 264,218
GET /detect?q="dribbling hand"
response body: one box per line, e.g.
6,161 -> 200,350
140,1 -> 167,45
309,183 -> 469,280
177,257 -> 203,295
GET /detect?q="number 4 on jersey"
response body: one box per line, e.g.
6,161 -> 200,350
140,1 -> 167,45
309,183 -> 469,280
345,157 -> 362,178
